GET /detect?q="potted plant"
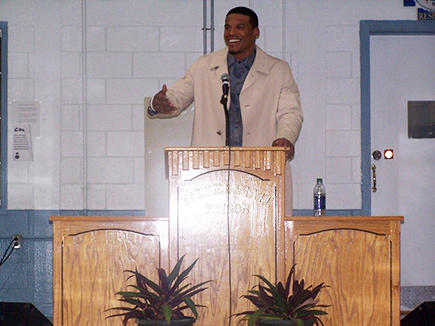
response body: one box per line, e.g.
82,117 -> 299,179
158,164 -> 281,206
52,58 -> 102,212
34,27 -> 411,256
106,255 -> 211,326
233,265 -> 328,326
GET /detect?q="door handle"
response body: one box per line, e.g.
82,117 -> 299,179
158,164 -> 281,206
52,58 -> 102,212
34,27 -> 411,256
371,164 -> 377,192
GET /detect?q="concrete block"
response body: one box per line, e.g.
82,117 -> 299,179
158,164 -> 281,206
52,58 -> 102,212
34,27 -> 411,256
108,26 -> 158,51
61,52 -> 81,78
0,211 -> 29,237
62,78 -> 82,104
327,183 -> 361,209
326,52 -> 352,78
87,105 -> 131,130
8,184 -> 34,209
134,158 -> 145,184
8,79 -> 34,102
61,184 -> 83,209
106,184 -> 144,210
264,26 -> 283,53
160,27 -> 202,52
326,130 -> 360,157
132,105 -> 144,131
61,132 -> 83,157
252,0 -> 283,26
133,53 -> 185,78
107,132 -> 144,157
326,25 -> 358,51
9,26 -> 34,52
326,104 -> 352,130
61,105 -> 81,131
352,156 -> 361,183
87,184 -> 106,209
87,79 -> 106,104
87,26 -> 106,51
87,158 -> 134,183
34,240 -> 53,294
87,53 -> 132,78
107,79 -> 157,104
351,103 -> 360,130
326,78 -> 359,104
326,157 -> 352,183
9,53 -> 28,78
62,26 -> 82,51
86,0 -> 202,26
8,161 -> 29,183
61,158 -> 82,183
87,131 -> 106,157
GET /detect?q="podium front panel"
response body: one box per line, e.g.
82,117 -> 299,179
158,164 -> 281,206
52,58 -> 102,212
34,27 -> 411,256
167,147 -> 286,325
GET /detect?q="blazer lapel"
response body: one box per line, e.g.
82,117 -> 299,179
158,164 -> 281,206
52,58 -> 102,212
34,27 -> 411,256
208,47 -> 229,82
242,46 -> 272,93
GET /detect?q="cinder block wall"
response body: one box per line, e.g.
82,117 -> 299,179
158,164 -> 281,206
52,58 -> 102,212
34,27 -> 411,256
1,0 -> 433,318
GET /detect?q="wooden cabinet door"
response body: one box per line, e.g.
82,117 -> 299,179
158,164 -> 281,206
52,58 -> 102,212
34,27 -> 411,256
61,229 -> 162,326
293,229 -> 391,325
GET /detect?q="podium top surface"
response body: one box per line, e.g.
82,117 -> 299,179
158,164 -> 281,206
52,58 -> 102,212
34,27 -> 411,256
165,146 -> 288,151
285,216 -> 404,222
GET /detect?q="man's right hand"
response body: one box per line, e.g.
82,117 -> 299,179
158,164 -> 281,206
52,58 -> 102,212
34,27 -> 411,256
152,84 -> 178,114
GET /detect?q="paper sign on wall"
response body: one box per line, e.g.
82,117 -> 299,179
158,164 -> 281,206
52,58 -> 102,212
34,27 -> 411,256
12,125 -> 33,161
12,101 -> 40,137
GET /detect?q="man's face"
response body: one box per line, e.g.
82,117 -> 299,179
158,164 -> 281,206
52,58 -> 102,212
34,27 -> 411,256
224,13 -> 259,60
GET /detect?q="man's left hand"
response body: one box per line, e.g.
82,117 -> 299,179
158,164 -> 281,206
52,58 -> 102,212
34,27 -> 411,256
272,138 -> 294,161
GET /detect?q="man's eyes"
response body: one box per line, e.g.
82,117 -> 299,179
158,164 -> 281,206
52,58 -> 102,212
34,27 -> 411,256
224,24 -> 246,30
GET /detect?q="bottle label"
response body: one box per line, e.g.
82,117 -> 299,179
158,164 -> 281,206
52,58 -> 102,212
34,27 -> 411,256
314,195 -> 325,210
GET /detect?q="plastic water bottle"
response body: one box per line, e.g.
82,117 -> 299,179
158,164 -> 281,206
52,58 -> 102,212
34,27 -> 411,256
313,178 -> 326,216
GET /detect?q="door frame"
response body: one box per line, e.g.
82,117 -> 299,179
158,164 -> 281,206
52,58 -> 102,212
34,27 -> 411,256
359,20 -> 435,215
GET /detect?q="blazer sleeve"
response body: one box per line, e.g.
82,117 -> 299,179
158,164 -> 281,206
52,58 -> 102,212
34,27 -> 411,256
275,61 -> 303,144
163,57 -> 202,116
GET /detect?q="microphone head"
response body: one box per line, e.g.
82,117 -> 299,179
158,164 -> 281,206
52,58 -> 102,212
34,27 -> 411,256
221,73 -> 229,82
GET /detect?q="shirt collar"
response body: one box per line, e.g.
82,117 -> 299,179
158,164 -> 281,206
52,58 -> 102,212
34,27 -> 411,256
227,48 -> 256,69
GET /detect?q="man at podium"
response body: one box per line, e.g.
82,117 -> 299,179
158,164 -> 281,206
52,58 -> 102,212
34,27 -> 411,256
147,6 -> 303,214
147,6 -> 303,160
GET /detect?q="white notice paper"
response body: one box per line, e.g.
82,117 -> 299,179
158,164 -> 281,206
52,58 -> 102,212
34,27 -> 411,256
13,125 -> 33,161
12,101 -> 40,137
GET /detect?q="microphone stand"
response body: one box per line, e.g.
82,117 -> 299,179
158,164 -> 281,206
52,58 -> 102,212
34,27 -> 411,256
220,94 -> 230,146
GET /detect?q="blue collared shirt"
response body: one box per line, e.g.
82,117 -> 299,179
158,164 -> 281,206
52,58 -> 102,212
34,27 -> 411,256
227,49 -> 256,146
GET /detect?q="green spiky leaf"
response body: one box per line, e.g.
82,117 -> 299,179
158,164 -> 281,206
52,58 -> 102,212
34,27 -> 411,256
106,256 -> 211,324
232,265 -> 329,324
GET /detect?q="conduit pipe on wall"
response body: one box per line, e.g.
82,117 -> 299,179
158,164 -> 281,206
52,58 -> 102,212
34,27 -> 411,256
81,0 -> 88,214
202,0 -> 215,54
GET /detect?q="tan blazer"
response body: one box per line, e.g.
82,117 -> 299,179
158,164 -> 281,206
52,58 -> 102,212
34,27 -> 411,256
161,46 -> 303,147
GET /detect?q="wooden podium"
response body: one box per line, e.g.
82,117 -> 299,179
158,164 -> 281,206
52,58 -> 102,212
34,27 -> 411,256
166,147 -> 287,325
51,147 -> 403,326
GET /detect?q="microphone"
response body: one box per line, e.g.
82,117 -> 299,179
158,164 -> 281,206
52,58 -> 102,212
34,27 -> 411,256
221,73 -> 229,101
220,73 -> 230,146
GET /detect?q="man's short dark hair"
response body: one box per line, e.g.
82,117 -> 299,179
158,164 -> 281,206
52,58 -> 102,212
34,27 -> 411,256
226,6 -> 259,28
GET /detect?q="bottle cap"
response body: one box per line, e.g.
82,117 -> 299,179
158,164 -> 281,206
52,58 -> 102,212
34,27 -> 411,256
317,178 -> 322,183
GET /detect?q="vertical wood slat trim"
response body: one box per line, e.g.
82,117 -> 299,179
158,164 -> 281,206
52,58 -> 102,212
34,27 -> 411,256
254,150 -> 261,169
244,151 -> 251,168
203,150 -> 210,168
182,151 -> 189,170
274,151 -> 283,175
171,151 -> 179,176
265,150 -> 272,171
193,150 -> 199,169
223,149 -> 230,166
233,150 -> 241,167
213,150 -> 220,167
166,148 -> 286,174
